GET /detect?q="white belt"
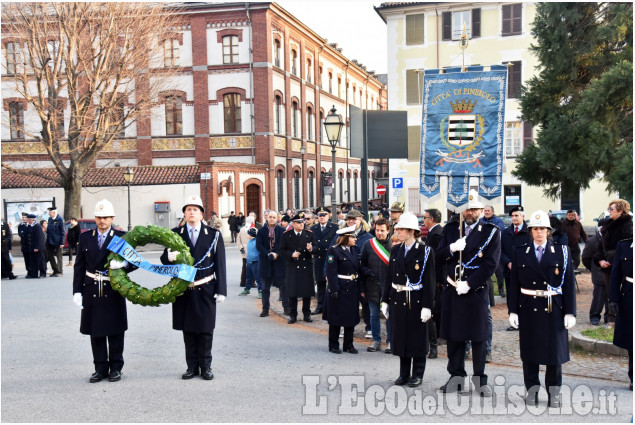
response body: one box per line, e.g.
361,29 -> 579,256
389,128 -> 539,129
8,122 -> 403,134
625,276 -> 633,283
338,274 -> 358,280
521,288 -> 559,297
188,273 -> 216,288
392,283 -> 422,292
86,271 -> 109,281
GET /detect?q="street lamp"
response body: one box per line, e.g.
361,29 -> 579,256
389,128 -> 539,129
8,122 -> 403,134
323,106 -> 344,224
123,166 -> 135,231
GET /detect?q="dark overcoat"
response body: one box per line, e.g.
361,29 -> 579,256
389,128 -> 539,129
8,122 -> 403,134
437,221 -> 501,342
508,241 -> 576,365
256,225 -> 286,279
279,229 -> 316,298
360,237 -> 392,304
29,223 -> 46,252
323,245 -> 361,327
18,222 -> 29,252
501,222 -> 531,278
381,241 -> 436,358
161,223 -> 227,333
73,228 -> 129,337
310,221 -> 337,282
47,213 -> 65,246
609,240 -> 632,350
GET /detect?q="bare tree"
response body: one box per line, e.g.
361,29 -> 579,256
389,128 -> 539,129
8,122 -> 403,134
1,2 -> 182,217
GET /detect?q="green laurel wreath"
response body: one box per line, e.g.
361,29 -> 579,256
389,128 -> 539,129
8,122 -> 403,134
107,225 -> 194,307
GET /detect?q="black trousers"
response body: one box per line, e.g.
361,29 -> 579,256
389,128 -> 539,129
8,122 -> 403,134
329,325 -> 354,350
427,320 -> 437,353
289,296 -> 311,319
261,276 -> 288,311
183,331 -> 214,370
240,258 -> 246,287
522,362 -> 562,398
315,280 -> 326,310
569,246 -> 581,270
447,339 -> 487,385
1,248 -> 13,277
24,251 -> 36,277
494,263 -> 505,296
90,332 -> 125,374
46,244 -> 63,274
589,284 -> 608,322
400,356 -> 427,379
628,349 -> 633,384
360,297 -> 370,331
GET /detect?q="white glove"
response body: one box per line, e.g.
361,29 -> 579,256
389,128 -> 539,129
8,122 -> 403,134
167,249 -> 179,262
214,294 -> 226,303
450,237 -> 467,253
73,293 -> 83,309
381,302 -> 389,320
508,313 -> 519,329
109,259 -> 128,270
420,308 -> 432,323
564,314 -> 576,329
456,280 -> 470,295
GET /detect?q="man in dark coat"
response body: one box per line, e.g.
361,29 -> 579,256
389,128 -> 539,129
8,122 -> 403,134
73,199 -> 132,383
66,218 -> 82,266
609,239 -> 633,390
27,214 -> 47,278
2,218 -> 17,279
508,210 -> 576,407
18,213 -> 33,278
228,211 -> 237,243
436,191 -> 501,397
279,213 -> 315,324
256,209 -> 288,317
582,232 -> 609,325
46,206 -> 66,277
310,207 -> 337,315
161,195 -> 227,381
423,208 -> 444,358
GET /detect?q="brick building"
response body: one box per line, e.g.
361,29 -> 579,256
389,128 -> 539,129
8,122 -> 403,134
1,2 -> 387,231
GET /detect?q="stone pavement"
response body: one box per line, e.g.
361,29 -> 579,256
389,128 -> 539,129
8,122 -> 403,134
244,269 -> 630,385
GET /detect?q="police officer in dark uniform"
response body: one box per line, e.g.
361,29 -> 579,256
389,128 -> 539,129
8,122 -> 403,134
280,212 -> 315,324
324,225 -> 361,354
73,199 -> 131,383
508,210 -> 576,407
2,218 -> 16,279
310,207 -> 337,315
161,195 -> 227,381
609,239 -> 633,390
381,213 -> 435,387
436,191 -> 501,397
501,206 -> 530,320
19,213 -> 35,278
27,214 -> 47,278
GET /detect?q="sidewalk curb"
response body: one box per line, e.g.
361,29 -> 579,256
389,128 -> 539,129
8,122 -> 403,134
570,330 -> 628,357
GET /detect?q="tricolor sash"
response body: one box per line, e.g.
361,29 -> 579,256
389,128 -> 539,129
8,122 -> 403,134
370,238 -> 390,266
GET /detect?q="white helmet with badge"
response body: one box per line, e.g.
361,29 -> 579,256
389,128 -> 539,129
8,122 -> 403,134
394,212 -> 420,231
182,195 -> 205,213
466,189 -> 484,209
93,199 -> 116,217
527,210 -> 552,229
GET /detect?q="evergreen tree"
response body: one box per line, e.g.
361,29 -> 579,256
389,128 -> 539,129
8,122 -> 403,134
514,3 -> 633,201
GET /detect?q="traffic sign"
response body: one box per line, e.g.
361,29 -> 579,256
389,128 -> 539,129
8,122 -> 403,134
376,185 -> 386,195
392,177 -> 403,189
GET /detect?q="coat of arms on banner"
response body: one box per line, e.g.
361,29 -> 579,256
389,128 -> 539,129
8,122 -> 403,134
438,98 -> 485,166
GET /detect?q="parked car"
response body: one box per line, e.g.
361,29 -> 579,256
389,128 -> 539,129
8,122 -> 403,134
415,214 -> 430,240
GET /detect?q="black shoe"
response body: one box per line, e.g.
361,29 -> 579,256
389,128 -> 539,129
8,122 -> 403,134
182,368 -> 199,379
547,394 -> 561,408
50,273 -> 59,277
25,275 -> 37,279
89,371 -> 108,383
9,274 -> 17,280
283,308 -> 290,315
288,317 -> 297,324
525,393 -> 539,406
590,317 -> 600,326
40,275 -> 47,278
476,384 -> 492,397
311,308 -> 323,315
500,293 -> 506,298
343,347 -> 358,354
329,348 -> 342,354
506,326 -> 518,331
303,316 -> 313,323
108,371 -> 122,382
629,383 -> 633,391
260,310 -> 269,317
440,377 -> 467,393
407,377 -> 423,387
428,349 -> 438,359
201,368 -> 214,380
394,376 -> 410,386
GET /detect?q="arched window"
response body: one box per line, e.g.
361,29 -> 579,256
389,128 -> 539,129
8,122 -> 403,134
354,171 -> 358,201
318,66 -> 323,89
338,171 -> 343,204
277,170 -> 285,212
308,171 -> 315,208
346,170 -> 351,203
338,78 -> 342,98
320,171 -> 326,206
306,106 -> 313,140
275,95 -> 283,134
319,110 -> 324,143
291,50 -> 298,76
306,58 -> 312,82
293,170 -> 300,209
165,96 -> 182,135
223,35 -> 239,64
292,101 -> 299,138
328,72 -> 333,93
274,39 -> 281,67
8,101 -> 24,139
223,93 -> 241,133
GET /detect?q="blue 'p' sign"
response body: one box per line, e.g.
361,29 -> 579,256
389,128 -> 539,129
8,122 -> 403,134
392,178 -> 403,189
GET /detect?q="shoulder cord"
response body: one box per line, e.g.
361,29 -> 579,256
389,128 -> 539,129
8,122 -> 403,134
406,246 -> 430,288
461,228 -> 497,270
548,245 -> 568,294
193,231 -> 220,270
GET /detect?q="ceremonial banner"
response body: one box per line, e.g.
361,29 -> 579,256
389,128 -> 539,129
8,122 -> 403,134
419,65 -> 507,210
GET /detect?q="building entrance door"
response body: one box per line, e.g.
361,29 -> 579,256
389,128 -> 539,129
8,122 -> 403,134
246,184 -> 261,223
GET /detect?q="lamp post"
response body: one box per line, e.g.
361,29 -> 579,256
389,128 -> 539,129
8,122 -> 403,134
323,106 -> 344,224
123,166 -> 135,231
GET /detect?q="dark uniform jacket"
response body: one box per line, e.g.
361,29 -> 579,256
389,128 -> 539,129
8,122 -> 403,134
256,224 -> 286,279
279,229 -> 315,298
508,241 -> 576,365
29,223 -> 46,253
310,221 -> 337,282
18,222 -> 28,252
323,245 -> 361,327
47,214 -> 65,246
161,223 -> 227,333
437,221 -> 501,342
609,239 -> 632,351
501,222 -> 531,277
67,224 -> 81,247
381,241 -> 436,358
73,228 -> 129,337
360,237 -> 392,304
581,234 -> 606,286
2,220 -> 12,253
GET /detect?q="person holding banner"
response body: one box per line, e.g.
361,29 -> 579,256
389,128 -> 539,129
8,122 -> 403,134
161,195 -> 227,381
72,199 -> 133,383
436,191 -> 501,397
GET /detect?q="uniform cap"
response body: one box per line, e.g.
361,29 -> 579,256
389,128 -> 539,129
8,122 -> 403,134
394,212 -> 420,231
93,199 -> 116,217
389,202 -> 405,212
509,206 -> 524,216
466,190 -> 484,209
527,210 -> 552,229
291,212 -> 305,222
182,195 -> 205,213
336,225 -> 357,235
47,206 -> 57,211
26,213 -> 37,219
315,206 -> 331,214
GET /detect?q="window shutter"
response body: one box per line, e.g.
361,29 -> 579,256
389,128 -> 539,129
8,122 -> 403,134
472,8 -> 481,38
523,121 -> 533,148
512,4 -> 522,34
502,5 -> 511,35
442,12 -> 451,40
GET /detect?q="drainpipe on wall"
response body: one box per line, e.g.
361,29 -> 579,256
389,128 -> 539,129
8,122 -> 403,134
246,3 -> 255,164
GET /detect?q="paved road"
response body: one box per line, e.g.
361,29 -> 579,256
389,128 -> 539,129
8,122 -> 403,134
2,245 -> 632,422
